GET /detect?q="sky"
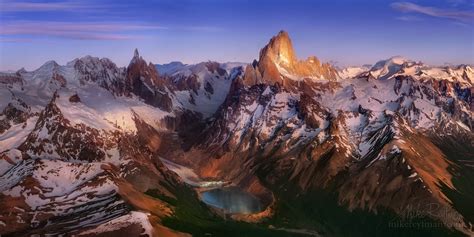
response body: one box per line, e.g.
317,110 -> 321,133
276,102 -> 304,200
0,0 -> 473,71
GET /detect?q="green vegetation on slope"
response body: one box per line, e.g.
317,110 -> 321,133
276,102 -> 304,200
433,135 -> 474,232
146,180 -> 464,237
268,186 -> 464,237
145,182 -> 309,237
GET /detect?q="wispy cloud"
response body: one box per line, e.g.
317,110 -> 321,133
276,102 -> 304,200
0,21 -> 167,40
0,37 -> 32,43
0,0 -> 97,12
0,1 -> 223,42
395,15 -> 422,22
446,0 -> 467,7
391,2 -> 474,23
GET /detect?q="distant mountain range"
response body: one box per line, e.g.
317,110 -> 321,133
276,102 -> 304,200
1,31 -> 472,237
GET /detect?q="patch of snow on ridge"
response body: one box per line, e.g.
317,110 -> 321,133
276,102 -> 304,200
370,56 -> 409,80
338,66 -> 369,79
3,159 -> 119,212
421,66 -> 472,85
56,91 -> 115,131
456,121 -> 471,131
160,157 -> 226,188
220,62 -> 247,73
169,62 -> 237,118
275,62 -> 299,80
408,172 -> 418,178
34,160 -> 104,197
390,145 -> 401,154
0,117 -> 38,152
372,56 -> 408,70
156,61 -> 187,76
55,85 -> 170,132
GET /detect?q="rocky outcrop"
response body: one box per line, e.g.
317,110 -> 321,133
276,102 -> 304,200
50,72 -> 66,88
69,93 -> 81,103
0,97 -> 31,133
72,56 -> 127,94
0,72 -> 24,87
19,94 -> 117,162
164,73 -> 200,92
126,49 -> 173,112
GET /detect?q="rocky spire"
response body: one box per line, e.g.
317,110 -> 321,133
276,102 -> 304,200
128,49 -> 143,67
242,30 -> 338,87
134,48 -> 140,58
260,30 -> 297,67
125,48 -> 172,112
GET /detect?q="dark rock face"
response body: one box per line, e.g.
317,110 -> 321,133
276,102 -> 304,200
0,119 -> 9,134
0,73 -> 24,86
51,72 -> 66,88
73,56 -> 127,95
165,74 -> 200,92
297,93 -> 330,129
205,61 -> 226,76
204,81 -> 214,94
2,100 -> 30,124
126,49 -> 173,112
0,98 -> 31,133
69,94 -> 81,103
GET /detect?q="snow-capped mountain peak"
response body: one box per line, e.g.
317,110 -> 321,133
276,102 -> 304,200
36,60 -> 60,73
337,56 -> 472,87
368,56 -> 422,80
371,56 -> 410,69
155,61 -> 187,76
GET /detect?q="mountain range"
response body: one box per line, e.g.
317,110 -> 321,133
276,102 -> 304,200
0,31 -> 473,237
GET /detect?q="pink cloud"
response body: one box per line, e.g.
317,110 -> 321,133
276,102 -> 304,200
0,1 -> 95,12
0,21 -> 166,40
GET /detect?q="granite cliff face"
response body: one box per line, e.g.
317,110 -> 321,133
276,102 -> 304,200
126,49 -> 173,112
243,31 -> 338,88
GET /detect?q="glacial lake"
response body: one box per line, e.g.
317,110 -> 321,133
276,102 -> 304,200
159,157 -> 262,214
201,187 -> 263,214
